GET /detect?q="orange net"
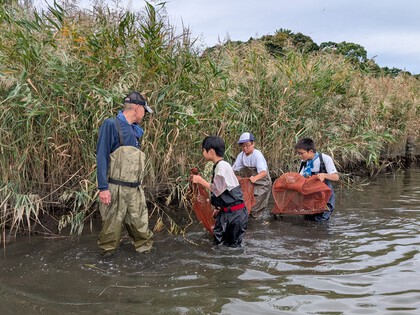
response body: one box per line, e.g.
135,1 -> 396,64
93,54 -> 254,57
271,172 -> 332,215
190,168 -> 255,233
238,177 -> 256,213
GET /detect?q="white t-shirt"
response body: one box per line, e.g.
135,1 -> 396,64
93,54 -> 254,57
232,149 -> 268,173
299,153 -> 338,175
211,160 -> 240,197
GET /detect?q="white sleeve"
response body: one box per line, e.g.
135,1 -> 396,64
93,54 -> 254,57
210,175 -> 227,197
215,161 -> 240,190
254,150 -> 268,173
322,154 -> 338,174
232,152 -> 244,171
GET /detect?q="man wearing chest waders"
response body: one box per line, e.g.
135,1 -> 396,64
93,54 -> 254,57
96,92 -> 154,257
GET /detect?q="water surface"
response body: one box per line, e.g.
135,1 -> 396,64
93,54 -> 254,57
1,169 -> 419,314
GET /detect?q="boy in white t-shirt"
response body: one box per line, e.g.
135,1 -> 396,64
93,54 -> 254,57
192,136 -> 248,247
233,132 -> 272,218
295,138 -> 339,221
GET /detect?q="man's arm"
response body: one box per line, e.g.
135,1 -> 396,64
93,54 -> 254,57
96,120 -> 114,205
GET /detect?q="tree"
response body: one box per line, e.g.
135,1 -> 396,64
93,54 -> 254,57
321,41 -> 367,64
290,32 -> 319,54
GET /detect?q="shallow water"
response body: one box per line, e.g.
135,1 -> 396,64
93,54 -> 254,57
1,169 -> 420,315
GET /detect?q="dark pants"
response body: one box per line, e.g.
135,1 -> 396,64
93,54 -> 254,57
213,208 -> 248,247
306,183 -> 335,222
305,203 -> 333,221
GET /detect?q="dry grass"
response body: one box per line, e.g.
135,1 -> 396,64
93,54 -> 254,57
0,1 -> 418,240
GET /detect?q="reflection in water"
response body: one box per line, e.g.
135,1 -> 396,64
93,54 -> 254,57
1,169 -> 420,314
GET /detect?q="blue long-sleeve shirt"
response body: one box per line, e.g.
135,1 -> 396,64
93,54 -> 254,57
96,118 -> 141,191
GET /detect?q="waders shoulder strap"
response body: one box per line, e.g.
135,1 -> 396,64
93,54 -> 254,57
211,159 -> 223,183
319,153 -> 327,174
298,153 -> 326,174
299,161 -> 306,173
115,118 -> 124,145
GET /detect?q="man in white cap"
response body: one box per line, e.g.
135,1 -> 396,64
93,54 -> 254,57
233,132 -> 272,218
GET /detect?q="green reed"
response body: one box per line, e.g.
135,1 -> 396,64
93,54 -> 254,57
0,1 -> 419,239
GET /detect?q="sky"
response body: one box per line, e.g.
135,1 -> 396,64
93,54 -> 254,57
35,0 -> 420,74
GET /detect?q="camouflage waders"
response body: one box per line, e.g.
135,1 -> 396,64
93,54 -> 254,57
235,166 -> 272,218
98,146 -> 153,253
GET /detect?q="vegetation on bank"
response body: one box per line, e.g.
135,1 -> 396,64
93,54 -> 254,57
1,1 -> 419,240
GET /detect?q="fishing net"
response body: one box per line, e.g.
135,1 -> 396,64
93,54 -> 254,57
271,172 -> 332,215
238,177 -> 256,213
189,168 -> 255,233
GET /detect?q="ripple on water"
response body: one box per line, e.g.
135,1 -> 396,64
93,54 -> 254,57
1,170 -> 420,314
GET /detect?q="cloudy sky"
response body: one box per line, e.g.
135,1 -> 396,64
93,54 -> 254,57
36,0 -> 420,74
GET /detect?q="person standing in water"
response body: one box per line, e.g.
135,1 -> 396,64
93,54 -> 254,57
295,137 -> 339,221
192,136 -> 248,247
96,92 -> 154,257
232,132 -> 272,219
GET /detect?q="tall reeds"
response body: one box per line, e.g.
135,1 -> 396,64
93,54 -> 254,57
1,1 -> 419,239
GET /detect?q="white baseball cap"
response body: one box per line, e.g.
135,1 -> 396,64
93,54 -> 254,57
237,132 -> 255,144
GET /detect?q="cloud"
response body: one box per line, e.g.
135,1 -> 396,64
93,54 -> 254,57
34,0 -> 420,74
165,0 -> 420,74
